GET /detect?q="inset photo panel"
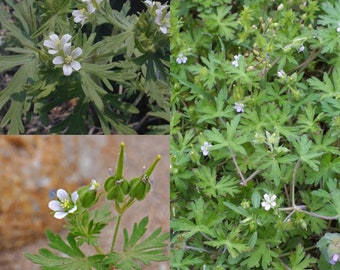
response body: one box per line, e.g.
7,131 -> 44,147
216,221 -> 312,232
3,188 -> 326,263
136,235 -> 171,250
0,135 -> 169,270
0,0 -> 169,134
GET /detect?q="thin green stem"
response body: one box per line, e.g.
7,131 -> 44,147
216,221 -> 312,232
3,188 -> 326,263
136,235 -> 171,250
110,215 -> 122,253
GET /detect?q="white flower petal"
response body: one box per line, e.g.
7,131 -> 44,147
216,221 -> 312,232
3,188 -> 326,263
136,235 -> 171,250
263,193 -> 270,201
43,40 -> 56,48
68,205 -> 77,213
71,61 -> 81,71
271,194 -> 277,201
63,43 -> 72,55
60,34 -> 72,44
57,189 -> 69,201
71,48 -> 83,59
54,211 -> 68,219
49,34 -> 59,42
48,200 -> 63,211
53,56 -> 64,65
87,3 -> 96,14
63,64 -> 73,76
71,191 -> 79,203
48,49 -> 58,55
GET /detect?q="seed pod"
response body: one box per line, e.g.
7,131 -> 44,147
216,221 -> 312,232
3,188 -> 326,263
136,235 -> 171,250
129,176 -> 151,201
107,179 -> 130,202
104,142 -> 126,192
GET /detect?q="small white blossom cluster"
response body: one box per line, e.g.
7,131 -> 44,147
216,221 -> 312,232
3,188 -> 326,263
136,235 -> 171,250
144,1 -> 170,34
231,54 -> 241,68
277,69 -> 286,78
261,193 -> 277,211
72,0 -> 103,25
176,53 -> 187,64
201,141 -> 212,156
234,103 -> 244,113
330,253 -> 339,265
337,22 -> 340,33
43,33 -> 82,76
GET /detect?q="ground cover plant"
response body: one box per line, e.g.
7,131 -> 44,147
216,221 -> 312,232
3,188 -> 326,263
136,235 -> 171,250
170,0 -> 340,269
25,142 -> 169,269
0,0 -> 169,134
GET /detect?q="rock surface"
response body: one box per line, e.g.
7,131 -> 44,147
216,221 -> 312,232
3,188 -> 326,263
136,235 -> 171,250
0,135 -> 169,269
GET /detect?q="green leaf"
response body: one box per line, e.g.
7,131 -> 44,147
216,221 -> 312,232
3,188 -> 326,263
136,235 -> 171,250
223,201 -> 249,217
289,244 -> 317,269
204,115 -> 248,155
291,134 -> 324,171
193,166 -> 240,198
0,54 -> 35,73
106,217 -> 169,270
80,71 -> 105,112
0,1 -> 34,47
171,198 -> 224,239
204,227 -> 249,258
24,230 -> 104,270
196,88 -> 234,124
241,240 -> 278,269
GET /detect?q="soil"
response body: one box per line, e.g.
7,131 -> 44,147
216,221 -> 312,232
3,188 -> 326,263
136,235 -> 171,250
0,135 -> 170,270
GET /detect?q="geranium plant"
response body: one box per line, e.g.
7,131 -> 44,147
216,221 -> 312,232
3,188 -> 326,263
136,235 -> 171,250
171,0 -> 340,269
0,0 -> 169,134
25,142 -> 169,269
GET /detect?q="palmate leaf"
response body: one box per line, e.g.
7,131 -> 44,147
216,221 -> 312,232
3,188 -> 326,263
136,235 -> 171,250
196,88 -> 234,124
200,5 -> 238,40
291,134 -> 324,171
24,230 -> 109,270
171,249 -> 203,270
193,166 -> 240,198
288,244 -> 317,269
241,239 -> 278,269
171,198 -> 223,239
204,114 -> 248,155
205,227 -> 249,258
106,217 -> 169,270
307,68 -> 340,99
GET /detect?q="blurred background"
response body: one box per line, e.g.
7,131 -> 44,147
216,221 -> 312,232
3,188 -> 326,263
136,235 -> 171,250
0,135 -> 169,269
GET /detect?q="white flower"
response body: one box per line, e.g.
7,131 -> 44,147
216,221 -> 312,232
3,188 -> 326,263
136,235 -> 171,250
48,189 -> 79,219
176,53 -> 187,64
234,103 -> 244,113
89,179 -> 100,191
43,33 -> 72,55
231,54 -> 240,67
72,9 -> 89,25
144,0 -> 168,11
277,69 -> 285,78
337,22 -> 340,33
277,3 -> 284,11
201,141 -> 212,156
330,253 -> 339,265
52,43 -> 82,76
155,9 -> 170,34
298,45 -> 305,53
82,0 -> 103,14
261,193 -> 277,211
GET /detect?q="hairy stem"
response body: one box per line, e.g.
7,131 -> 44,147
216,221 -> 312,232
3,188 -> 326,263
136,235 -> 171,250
111,214 -> 122,253
229,147 -> 245,183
